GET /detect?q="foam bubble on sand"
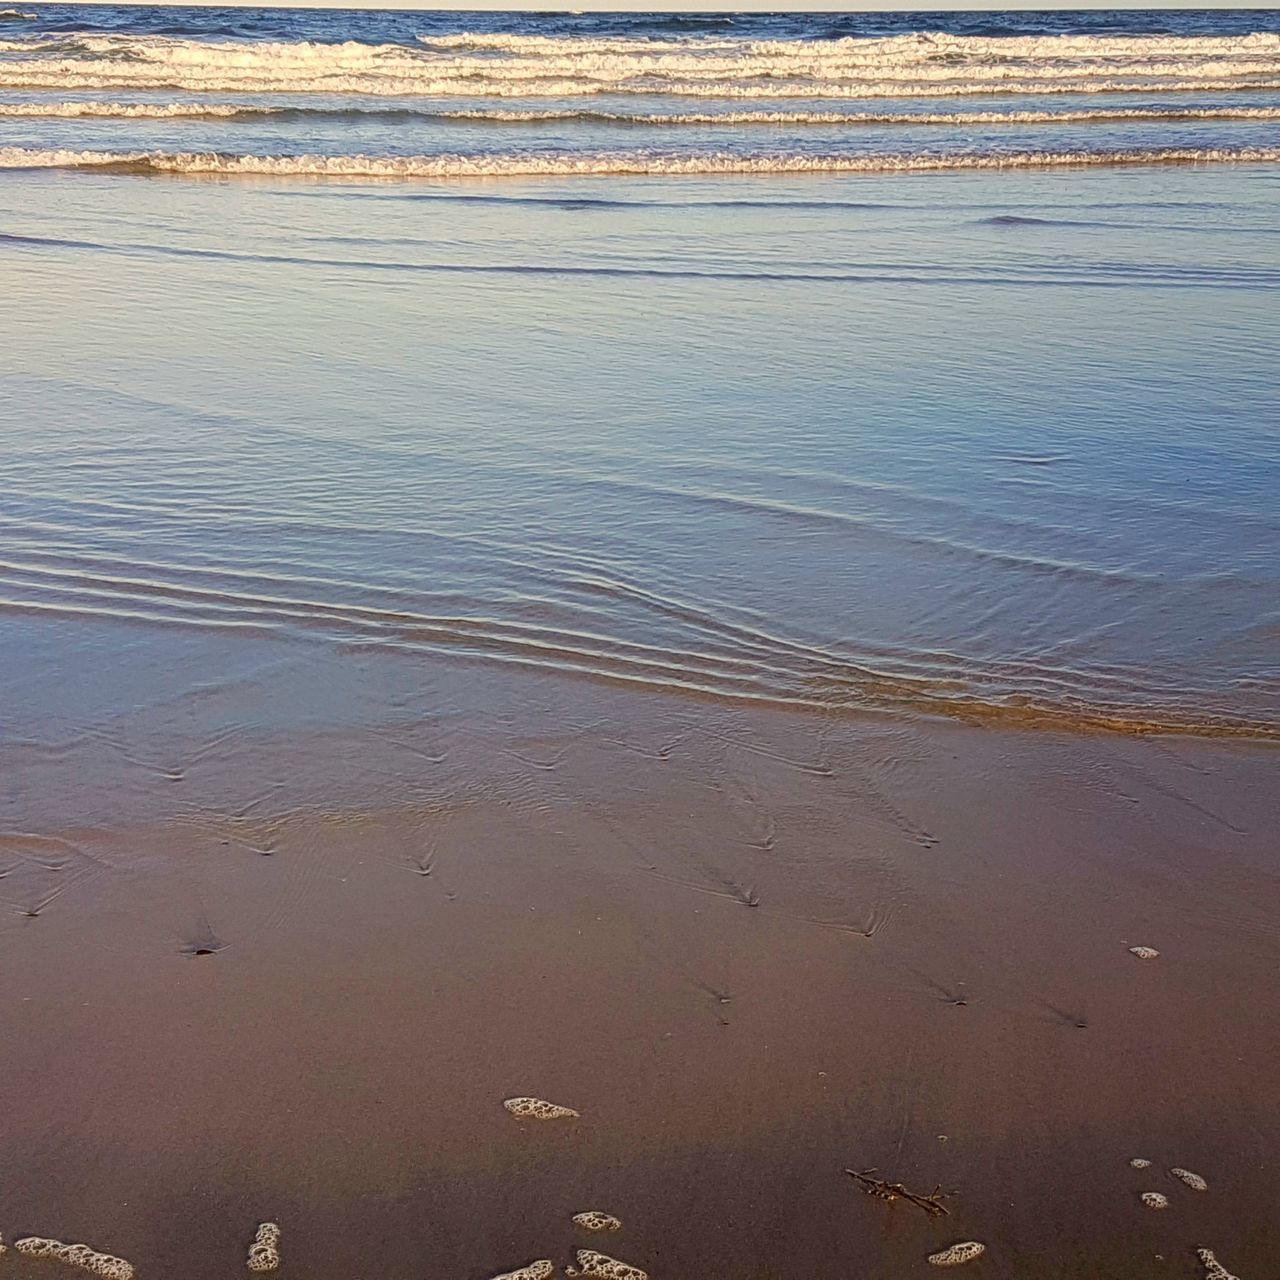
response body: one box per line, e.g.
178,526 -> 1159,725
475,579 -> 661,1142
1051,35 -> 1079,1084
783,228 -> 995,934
573,1213 -> 623,1232
491,1262 -> 555,1280
928,1242 -> 986,1267
1172,1168 -> 1209,1191
1129,946 -> 1160,959
1142,1192 -> 1170,1209
504,1097 -> 580,1120
565,1250 -> 648,1279
14,1238 -> 134,1280
1197,1249 -> 1239,1280
1131,1158 -> 1153,1169
246,1223 -> 281,1272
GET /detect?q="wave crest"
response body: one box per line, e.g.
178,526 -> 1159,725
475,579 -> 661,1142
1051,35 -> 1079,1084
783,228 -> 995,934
5,100 -> 1280,126
3,143 -> 1279,177
2,29 -> 1280,98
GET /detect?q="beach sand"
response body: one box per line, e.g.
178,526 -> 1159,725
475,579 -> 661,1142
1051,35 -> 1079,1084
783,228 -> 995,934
1,667 -> 1276,1279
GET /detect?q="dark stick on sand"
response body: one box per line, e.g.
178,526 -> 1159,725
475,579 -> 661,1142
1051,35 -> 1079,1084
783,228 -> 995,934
844,1168 -> 955,1217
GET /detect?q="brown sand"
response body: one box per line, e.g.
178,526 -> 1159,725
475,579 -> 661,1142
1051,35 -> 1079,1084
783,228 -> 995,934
0,667 -> 1277,1279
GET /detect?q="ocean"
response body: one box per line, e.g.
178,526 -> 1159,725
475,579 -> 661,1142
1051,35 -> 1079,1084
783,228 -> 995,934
1,8 -> 1279,1280
2,6 -> 1280,173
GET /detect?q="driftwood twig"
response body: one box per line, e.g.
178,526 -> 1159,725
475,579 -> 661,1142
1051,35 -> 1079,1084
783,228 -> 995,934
844,1168 -> 954,1217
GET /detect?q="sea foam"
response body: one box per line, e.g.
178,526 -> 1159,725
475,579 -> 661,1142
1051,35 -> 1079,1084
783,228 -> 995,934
1,29 -> 1279,98
246,1223 -> 280,1272
503,1096 -> 580,1119
573,1212 -> 623,1232
6,101 -> 1280,127
565,1250 -> 649,1279
14,1238 -> 134,1280
3,144 -> 1278,178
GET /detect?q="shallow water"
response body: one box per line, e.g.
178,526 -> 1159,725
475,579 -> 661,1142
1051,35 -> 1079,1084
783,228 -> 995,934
3,160 -> 1279,739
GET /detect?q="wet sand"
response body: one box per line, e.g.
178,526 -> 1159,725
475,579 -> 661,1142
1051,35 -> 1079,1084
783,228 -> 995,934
2,664 -> 1277,1279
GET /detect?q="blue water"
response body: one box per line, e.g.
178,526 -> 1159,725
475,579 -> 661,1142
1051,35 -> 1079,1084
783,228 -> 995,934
11,5 -> 1280,43
2,6 -> 1280,174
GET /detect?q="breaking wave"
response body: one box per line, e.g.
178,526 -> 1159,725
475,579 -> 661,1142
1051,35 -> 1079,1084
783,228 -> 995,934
413,30 -> 1280,58
0,100 -> 254,118
2,30 -> 1280,98
425,103 -> 1280,125
5,100 -> 1280,126
3,143 -> 1279,177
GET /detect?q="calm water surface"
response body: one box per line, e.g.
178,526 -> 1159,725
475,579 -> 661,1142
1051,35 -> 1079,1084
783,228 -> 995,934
2,8 -> 1277,748
3,162 -> 1278,744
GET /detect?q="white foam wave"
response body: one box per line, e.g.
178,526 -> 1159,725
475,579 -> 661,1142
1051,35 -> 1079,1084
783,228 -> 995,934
451,104 -> 1280,125
417,30 -> 1280,60
5,69 -> 1279,99
1,30 -> 1279,98
3,144 -> 1278,178
0,100 -> 252,118
5,100 -> 1280,125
